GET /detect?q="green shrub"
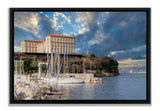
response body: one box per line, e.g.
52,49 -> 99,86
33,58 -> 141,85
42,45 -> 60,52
90,54 -> 96,58
95,70 -> 101,74
24,59 -> 32,74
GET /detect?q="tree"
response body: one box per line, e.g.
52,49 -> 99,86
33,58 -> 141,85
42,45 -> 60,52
24,59 -> 32,74
30,62 -> 38,73
90,53 -> 96,58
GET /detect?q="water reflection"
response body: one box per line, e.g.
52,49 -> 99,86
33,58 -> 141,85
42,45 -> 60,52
51,73 -> 146,100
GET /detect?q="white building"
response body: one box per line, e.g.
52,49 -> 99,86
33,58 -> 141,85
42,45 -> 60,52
21,34 -> 75,54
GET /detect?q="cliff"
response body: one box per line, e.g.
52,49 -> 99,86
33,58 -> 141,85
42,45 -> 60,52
14,53 -> 119,77
67,55 -> 119,77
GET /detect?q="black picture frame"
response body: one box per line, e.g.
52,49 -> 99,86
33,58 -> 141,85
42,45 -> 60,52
10,8 -> 151,104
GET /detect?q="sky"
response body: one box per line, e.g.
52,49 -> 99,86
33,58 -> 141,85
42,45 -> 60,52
14,11 -> 146,60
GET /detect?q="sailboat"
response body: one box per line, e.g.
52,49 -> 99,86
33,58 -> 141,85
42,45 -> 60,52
14,57 -> 28,84
55,54 -> 84,84
44,49 -> 84,84
19,57 -> 28,83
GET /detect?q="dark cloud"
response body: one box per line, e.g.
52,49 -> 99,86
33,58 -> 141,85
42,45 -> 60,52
14,12 -> 61,48
110,45 -> 146,60
14,27 -> 40,47
75,12 -> 147,60
14,12 -> 147,60
37,14 -> 62,40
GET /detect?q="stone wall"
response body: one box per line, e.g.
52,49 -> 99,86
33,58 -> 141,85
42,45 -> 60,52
59,73 -> 94,82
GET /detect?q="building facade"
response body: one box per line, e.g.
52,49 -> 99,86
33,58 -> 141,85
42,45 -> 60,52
21,39 -> 45,53
21,34 -> 75,54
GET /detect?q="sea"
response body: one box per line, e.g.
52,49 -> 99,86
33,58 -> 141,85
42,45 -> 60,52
54,67 -> 146,100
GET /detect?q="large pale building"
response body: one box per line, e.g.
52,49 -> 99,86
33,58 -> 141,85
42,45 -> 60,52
21,34 -> 75,54
21,39 -> 45,53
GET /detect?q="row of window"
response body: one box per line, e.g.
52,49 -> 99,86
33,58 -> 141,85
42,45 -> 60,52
52,48 -> 74,53
49,44 -> 74,47
22,47 -> 74,53
22,42 -> 38,46
46,37 -> 74,43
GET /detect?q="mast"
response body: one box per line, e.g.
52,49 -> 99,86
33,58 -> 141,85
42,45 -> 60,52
83,58 -> 85,73
47,51 -> 49,74
16,60 -> 17,75
22,61 -> 24,74
51,48 -> 53,74
67,54 -> 68,73
20,57 -> 21,76
38,63 -> 41,78
63,53 -> 65,73
48,55 -> 51,74
57,54 -> 60,74
54,53 -> 57,74
56,55 -> 64,79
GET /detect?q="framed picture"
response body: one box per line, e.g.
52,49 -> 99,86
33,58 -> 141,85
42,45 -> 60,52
10,8 -> 151,104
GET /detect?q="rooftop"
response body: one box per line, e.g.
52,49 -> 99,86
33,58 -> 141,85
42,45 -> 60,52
22,39 -> 45,43
46,34 -> 74,38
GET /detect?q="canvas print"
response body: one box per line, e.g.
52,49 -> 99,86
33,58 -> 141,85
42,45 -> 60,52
11,8 -> 150,103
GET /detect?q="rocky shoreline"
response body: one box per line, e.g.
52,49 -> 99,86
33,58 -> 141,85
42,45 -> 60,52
14,74 -> 103,100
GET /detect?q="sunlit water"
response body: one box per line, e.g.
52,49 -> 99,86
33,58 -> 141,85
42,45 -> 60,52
53,72 -> 146,100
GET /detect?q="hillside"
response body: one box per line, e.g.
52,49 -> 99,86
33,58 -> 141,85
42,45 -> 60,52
14,53 -> 119,77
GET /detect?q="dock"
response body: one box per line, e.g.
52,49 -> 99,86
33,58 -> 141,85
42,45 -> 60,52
59,73 -> 102,83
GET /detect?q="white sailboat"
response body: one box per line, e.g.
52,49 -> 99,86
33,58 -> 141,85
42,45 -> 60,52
44,49 -> 84,84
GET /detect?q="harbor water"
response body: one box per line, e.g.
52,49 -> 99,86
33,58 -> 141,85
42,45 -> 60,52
53,72 -> 146,100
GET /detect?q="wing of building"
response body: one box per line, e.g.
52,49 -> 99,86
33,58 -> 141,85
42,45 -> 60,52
21,34 -> 75,54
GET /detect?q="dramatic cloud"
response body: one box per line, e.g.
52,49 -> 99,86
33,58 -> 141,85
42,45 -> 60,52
14,12 -> 39,35
108,45 -> 146,60
74,12 -> 99,34
37,13 -> 61,37
14,12 -> 62,50
52,12 -> 71,30
74,12 -> 146,60
14,11 -> 146,60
